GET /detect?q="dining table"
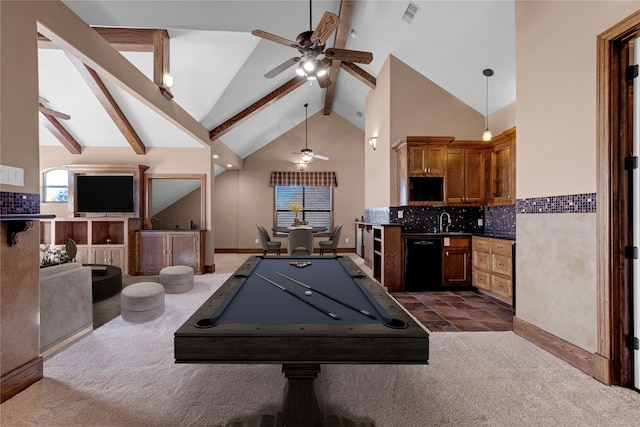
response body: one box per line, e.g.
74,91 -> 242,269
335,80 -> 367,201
272,226 -> 328,234
273,226 -> 328,256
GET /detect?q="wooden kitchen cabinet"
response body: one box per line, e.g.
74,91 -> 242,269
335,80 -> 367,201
488,127 -> 516,206
442,236 -> 471,286
392,136 -> 454,206
408,144 -> 447,175
472,236 -> 515,304
446,147 -> 486,205
135,230 -> 205,275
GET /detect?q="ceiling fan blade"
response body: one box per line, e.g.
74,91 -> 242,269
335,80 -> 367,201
313,154 -> 329,160
325,48 -> 373,64
251,30 -> 298,48
317,73 -> 331,88
310,12 -> 340,45
264,57 -> 301,78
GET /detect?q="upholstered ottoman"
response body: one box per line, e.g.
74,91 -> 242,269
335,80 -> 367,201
160,265 -> 194,294
121,282 -> 165,322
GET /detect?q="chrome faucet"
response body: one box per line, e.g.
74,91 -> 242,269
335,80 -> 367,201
439,211 -> 451,233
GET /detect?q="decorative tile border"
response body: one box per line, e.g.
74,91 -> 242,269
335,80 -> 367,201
516,193 -> 596,214
0,192 -> 40,215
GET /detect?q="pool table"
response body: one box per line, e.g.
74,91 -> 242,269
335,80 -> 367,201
174,256 -> 429,426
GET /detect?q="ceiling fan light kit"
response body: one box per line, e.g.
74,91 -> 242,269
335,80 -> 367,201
252,0 -> 372,89
291,103 -> 329,166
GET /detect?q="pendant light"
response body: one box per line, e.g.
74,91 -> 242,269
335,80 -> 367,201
482,68 -> 494,141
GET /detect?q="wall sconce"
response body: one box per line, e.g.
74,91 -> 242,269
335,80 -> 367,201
296,162 -> 308,171
162,73 -> 174,88
160,73 -> 174,100
368,136 -> 378,150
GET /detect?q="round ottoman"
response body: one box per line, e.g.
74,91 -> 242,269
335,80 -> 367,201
121,282 -> 165,322
160,265 -> 194,294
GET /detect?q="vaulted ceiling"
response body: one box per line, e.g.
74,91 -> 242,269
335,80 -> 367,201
38,1 -> 516,175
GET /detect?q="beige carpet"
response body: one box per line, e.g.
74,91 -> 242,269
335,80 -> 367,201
2,271 -> 640,427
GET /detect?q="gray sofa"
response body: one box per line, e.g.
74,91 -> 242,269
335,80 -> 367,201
39,263 -> 93,357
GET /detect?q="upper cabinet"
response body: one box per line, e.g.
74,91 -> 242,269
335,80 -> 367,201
445,145 -> 486,205
393,136 -> 454,206
408,143 -> 447,175
393,128 -> 515,207
487,127 -> 516,205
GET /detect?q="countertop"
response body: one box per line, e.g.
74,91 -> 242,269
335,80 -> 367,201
355,221 -> 515,241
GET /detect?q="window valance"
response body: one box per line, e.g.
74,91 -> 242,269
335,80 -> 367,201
270,171 -> 338,187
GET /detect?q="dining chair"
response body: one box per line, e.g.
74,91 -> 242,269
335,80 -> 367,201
287,229 -> 314,256
256,224 -> 281,256
319,224 -> 342,256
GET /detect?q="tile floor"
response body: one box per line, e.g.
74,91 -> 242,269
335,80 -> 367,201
390,290 -> 515,332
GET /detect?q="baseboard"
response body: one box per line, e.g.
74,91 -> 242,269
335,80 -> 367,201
40,324 -> 93,360
1,357 -> 43,403
513,317 -> 595,378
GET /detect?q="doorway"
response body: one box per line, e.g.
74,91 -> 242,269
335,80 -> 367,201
596,11 -> 640,389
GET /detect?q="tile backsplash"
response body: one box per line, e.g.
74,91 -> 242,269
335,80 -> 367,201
363,204 -> 517,239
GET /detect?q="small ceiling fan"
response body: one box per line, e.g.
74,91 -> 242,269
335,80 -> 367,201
293,103 -> 329,163
252,0 -> 373,88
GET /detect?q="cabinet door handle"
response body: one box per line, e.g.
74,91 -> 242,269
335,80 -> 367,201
446,251 -> 449,256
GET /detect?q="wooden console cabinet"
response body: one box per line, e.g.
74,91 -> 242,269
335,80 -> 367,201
40,217 -> 141,275
135,230 -> 205,275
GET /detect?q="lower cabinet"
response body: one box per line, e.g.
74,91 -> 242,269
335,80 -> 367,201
442,236 -> 471,286
135,230 -> 205,275
472,236 -> 514,304
91,246 -> 125,270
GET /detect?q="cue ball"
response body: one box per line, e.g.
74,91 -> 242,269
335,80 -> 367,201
305,290 -> 312,296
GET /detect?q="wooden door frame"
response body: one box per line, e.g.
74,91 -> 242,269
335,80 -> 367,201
596,10 -> 640,386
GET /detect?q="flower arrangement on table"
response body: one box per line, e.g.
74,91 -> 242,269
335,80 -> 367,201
288,203 -> 307,226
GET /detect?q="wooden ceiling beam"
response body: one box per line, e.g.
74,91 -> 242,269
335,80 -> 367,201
153,29 -> 173,100
38,28 -> 154,51
340,62 -> 376,89
323,0 -> 355,116
209,75 -> 307,141
65,52 -> 147,155
39,113 -> 82,154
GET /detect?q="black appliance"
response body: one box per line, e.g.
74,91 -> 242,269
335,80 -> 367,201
404,237 -> 442,291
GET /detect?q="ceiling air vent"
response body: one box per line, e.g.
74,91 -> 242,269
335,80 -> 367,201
402,2 -> 421,24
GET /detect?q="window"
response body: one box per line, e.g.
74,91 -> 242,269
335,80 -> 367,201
275,186 -> 332,230
43,169 -> 69,202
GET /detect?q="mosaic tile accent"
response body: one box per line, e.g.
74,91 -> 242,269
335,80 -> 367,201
364,207 -> 390,224
0,192 -> 40,215
516,193 -> 596,214
484,205 -> 516,239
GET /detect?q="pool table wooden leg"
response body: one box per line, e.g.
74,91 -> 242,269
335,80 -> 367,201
226,364 -> 375,427
281,364 -> 322,426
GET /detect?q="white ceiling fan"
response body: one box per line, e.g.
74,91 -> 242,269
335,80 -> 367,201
292,103 -> 329,163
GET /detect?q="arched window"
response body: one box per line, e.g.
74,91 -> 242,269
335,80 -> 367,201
43,169 -> 69,202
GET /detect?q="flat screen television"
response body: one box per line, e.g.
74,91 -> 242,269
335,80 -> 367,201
76,175 -> 134,214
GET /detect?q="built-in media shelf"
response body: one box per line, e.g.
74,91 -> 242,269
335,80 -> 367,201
40,217 -> 141,275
